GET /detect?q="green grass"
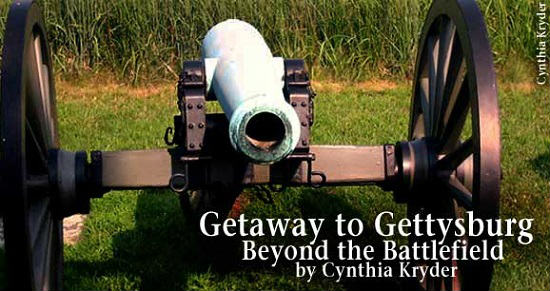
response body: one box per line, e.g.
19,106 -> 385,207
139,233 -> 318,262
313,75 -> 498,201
0,0 -> 541,81
2,74 -> 542,290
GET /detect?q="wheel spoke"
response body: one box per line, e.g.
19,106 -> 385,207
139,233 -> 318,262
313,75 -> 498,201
412,112 -> 426,139
419,78 -> 431,135
33,34 -> 54,145
433,20 -> 457,136
26,118 -> 48,168
439,76 -> 470,152
29,198 -> 54,289
33,210 -> 53,290
443,176 -> 473,210
33,35 -> 50,109
29,198 -> 50,249
437,138 -> 473,171
452,259 -> 462,290
443,260 -> 459,291
41,220 -> 54,290
436,36 -> 465,139
435,277 -> 443,291
26,34 -> 51,152
426,270 -> 442,291
427,35 -> 439,135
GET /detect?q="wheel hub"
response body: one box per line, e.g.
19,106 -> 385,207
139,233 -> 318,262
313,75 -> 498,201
394,139 -> 437,202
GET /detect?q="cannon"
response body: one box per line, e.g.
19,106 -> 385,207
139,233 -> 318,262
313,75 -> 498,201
0,0 -> 500,290
202,19 -> 302,164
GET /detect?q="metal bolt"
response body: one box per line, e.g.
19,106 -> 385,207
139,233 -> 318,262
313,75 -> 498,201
199,143 -> 203,148
302,140 -> 308,146
189,143 -> 195,148
188,123 -> 194,129
198,123 -> 205,129
197,103 -> 203,109
291,102 -> 297,107
301,101 -> 307,107
187,103 -> 193,109
301,121 -> 307,127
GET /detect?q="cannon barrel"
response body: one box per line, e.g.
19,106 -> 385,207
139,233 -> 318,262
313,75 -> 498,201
201,19 -> 301,164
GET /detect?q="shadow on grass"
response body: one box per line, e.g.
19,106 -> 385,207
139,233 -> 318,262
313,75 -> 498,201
530,148 -> 550,180
65,188 -> 414,290
0,248 -> 5,289
64,190 -> 207,289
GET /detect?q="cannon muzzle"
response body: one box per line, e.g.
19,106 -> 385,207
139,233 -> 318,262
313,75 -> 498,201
202,19 -> 300,164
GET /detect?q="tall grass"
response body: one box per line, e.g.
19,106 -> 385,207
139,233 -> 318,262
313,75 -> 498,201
0,0 -> 541,81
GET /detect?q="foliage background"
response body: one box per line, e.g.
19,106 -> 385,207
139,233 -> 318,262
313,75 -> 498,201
0,0 -> 541,82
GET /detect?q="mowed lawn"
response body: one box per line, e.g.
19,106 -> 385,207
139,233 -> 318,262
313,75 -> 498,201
2,74 -> 548,290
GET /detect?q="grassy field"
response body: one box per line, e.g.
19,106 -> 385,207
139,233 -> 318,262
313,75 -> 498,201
0,0 -> 541,81
1,72 -> 542,290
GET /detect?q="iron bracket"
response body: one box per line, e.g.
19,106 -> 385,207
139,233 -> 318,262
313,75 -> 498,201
284,59 -> 315,151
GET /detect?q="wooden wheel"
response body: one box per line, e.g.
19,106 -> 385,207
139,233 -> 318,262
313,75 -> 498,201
403,0 -> 501,290
1,1 -> 63,290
